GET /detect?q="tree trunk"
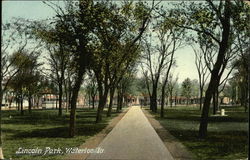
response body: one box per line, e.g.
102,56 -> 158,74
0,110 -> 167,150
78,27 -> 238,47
107,87 -> 115,117
16,98 -> 18,110
56,95 -> 58,109
92,95 -> 95,109
20,96 -> 24,116
0,83 -> 4,160
116,87 -> 122,112
65,77 -> 71,112
198,0 -> 231,139
58,82 -> 63,116
199,88 -> 203,110
0,31 -> 5,158
116,94 -> 120,112
212,89 -> 220,115
96,89 -> 109,123
119,86 -> 125,110
28,96 -> 32,114
17,97 -> 20,111
151,84 -> 158,112
68,87 -> 71,110
199,78 -> 219,138
213,92 -> 216,115
247,73 -> 249,113
216,89 -> 219,112
160,87 -> 165,118
8,97 -> 12,109
34,95 -> 39,108
170,91 -> 173,108
88,93 -> 91,109
69,70 -> 84,137
121,92 -> 125,109
65,84 -> 68,113
245,81 -> 248,112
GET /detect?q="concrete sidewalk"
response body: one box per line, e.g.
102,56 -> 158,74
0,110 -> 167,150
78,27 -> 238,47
87,106 -> 174,160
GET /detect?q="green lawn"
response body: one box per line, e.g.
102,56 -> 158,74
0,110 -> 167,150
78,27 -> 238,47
151,105 -> 248,160
1,108 -> 119,160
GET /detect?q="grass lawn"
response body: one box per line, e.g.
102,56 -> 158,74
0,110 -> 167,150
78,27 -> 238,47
150,105 -> 248,160
1,108 -> 120,160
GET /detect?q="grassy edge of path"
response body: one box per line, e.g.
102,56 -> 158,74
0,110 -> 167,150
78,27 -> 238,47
2,107 -> 123,160
147,105 -> 248,160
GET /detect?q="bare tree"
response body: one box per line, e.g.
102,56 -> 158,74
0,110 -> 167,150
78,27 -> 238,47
46,43 -> 70,116
159,26 -> 183,117
192,45 -> 209,110
166,74 -> 178,108
141,16 -> 184,114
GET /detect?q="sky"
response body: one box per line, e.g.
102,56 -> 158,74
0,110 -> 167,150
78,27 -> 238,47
2,1 -> 56,22
2,1 -> 201,83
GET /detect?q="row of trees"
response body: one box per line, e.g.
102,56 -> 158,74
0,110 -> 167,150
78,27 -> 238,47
1,0 -> 161,138
0,1 -> 159,158
139,0 -> 249,138
0,2 -> 249,159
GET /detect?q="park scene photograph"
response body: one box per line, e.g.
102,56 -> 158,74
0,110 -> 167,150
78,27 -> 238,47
0,0 -> 249,160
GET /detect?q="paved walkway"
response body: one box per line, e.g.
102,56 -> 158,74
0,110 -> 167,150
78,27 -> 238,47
87,106 -> 174,160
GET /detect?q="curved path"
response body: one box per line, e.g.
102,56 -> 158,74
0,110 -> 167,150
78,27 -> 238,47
87,106 -> 174,160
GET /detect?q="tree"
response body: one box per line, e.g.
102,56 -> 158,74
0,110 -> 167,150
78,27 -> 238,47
24,72 -> 42,114
85,72 -> 98,109
181,78 -> 192,105
34,0 -> 96,137
141,36 -> 164,113
47,44 -> 70,116
191,79 -> 199,104
232,50 -> 250,112
31,17 -> 73,116
158,12 -> 184,117
0,2 -> 3,156
192,45 -> 209,110
170,0 -> 250,138
141,14 -> 184,114
166,74 -> 178,108
1,20 -> 41,157
63,66 -> 74,113
8,50 -> 41,115
91,1 -> 156,122
116,71 -> 138,112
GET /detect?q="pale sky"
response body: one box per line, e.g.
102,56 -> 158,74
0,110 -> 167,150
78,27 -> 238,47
2,1 -> 209,83
2,1 -> 56,22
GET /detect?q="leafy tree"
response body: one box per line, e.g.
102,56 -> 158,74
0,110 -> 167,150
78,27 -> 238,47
166,74 -> 178,108
32,0 -> 96,137
173,81 -> 180,105
85,72 -> 98,109
46,44 -> 70,116
1,20 -> 41,157
136,76 -> 149,98
170,0 -> 250,138
191,79 -> 199,99
90,1 -> 155,121
8,50 -> 41,115
181,78 -> 192,105
232,50 -> 250,112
